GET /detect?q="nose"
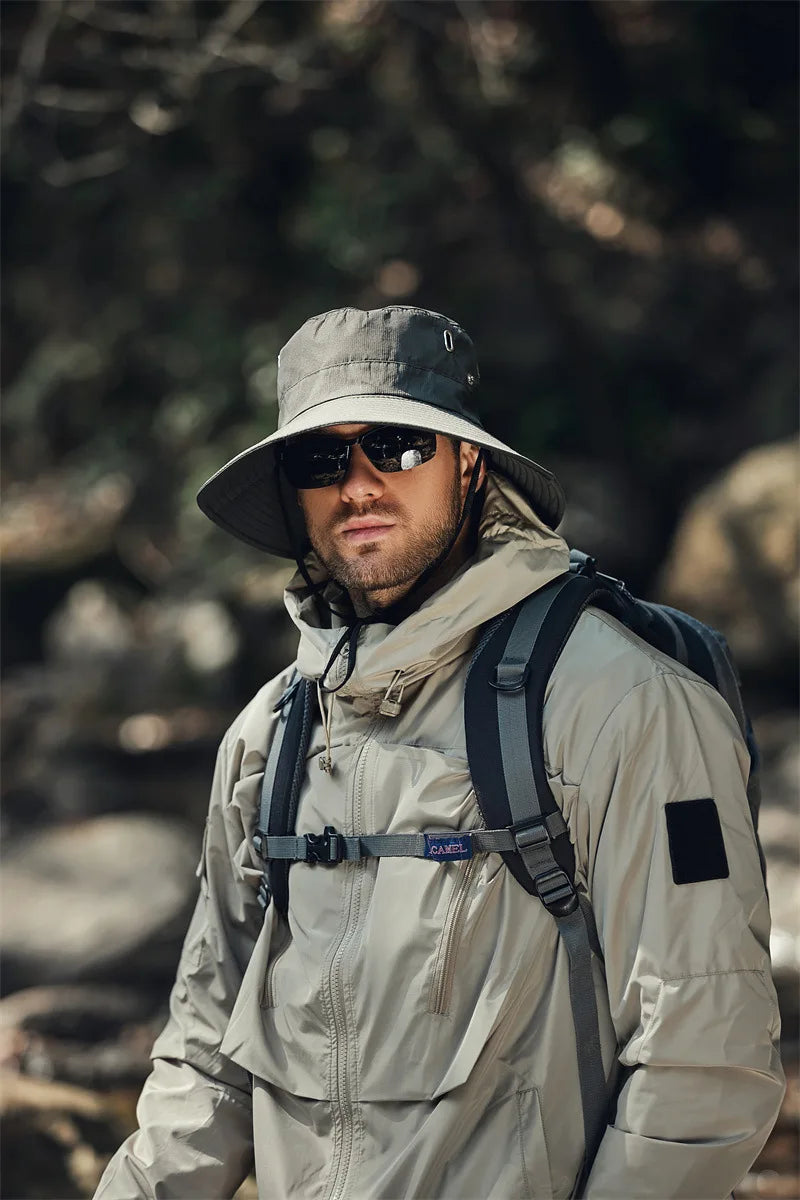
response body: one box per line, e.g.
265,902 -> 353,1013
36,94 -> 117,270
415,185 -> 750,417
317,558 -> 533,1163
338,444 -> 386,503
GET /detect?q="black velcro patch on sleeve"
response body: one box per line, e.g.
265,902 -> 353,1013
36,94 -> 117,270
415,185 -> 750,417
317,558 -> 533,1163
665,798 -> 729,885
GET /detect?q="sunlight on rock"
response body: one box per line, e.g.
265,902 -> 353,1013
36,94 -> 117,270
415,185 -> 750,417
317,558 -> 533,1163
180,600 -> 240,673
47,582 -> 133,661
585,202 -> 625,240
118,714 -> 171,752
375,260 -> 420,298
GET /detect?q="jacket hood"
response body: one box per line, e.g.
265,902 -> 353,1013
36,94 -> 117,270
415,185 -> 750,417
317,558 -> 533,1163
284,472 -> 569,702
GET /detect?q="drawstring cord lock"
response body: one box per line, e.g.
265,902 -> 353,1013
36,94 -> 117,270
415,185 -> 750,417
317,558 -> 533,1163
316,679 -> 336,773
379,670 -> 406,718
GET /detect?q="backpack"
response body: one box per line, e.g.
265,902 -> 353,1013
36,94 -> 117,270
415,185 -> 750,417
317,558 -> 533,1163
251,549 -> 762,1192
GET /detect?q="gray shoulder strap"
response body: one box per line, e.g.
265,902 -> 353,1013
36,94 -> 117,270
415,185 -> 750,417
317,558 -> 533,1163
254,669 -> 300,908
494,591 -> 609,1186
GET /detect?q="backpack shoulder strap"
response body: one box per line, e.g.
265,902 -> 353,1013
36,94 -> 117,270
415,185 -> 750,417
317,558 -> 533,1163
466,571 -> 625,1185
465,570 -> 624,896
253,670 -> 315,916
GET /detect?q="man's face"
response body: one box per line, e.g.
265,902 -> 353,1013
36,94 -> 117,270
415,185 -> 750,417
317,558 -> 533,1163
296,424 -> 480,609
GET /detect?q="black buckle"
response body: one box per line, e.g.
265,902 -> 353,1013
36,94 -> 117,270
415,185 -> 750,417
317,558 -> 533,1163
533,867 -> 578,917
490,658 -> 529,693
304,826 -> 344,866
512,816 -> 551,852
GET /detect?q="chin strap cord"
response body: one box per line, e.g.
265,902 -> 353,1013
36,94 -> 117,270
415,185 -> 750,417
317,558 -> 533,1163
318,617 -> 368,695
277,462 -> 353,622
276,463 -> 325,598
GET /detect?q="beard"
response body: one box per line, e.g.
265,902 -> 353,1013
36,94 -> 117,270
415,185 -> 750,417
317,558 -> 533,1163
301,470 -> 463,598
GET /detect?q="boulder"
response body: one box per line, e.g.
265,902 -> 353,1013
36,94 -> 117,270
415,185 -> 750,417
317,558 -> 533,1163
755,712 -> 800,1030
0,1067 -> 140,1199
1,814 -> 200,993
659,439 -> 799,673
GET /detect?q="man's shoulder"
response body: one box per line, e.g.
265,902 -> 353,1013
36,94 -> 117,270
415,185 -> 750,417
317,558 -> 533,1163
543,606 -> 726,777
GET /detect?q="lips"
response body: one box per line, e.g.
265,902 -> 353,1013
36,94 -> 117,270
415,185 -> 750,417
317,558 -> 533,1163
339,521 -> 395,544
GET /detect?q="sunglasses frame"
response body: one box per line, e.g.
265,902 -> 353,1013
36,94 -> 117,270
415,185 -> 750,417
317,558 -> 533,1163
280,425 -> 439,490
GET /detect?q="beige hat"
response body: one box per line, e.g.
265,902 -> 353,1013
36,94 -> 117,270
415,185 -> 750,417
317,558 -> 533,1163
197,306 -> 565,557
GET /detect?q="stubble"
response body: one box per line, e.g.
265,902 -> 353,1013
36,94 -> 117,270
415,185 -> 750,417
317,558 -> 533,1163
301,469 -> 462,600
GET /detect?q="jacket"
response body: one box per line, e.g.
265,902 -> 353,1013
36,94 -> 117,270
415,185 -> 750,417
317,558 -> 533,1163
95,474 -> 785,1200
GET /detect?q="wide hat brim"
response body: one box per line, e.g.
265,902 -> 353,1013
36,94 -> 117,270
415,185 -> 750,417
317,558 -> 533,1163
196,395 -> 565,558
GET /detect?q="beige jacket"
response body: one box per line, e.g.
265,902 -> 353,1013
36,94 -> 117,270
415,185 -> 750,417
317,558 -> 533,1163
96,476 -> 784,1200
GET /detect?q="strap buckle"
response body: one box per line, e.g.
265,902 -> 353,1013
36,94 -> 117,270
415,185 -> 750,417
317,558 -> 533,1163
533,867 -> 578,917
304,826 -> 344,866
512,816 -> 551,851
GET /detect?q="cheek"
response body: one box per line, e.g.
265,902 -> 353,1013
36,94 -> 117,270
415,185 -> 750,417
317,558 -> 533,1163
297,490 -> 330,530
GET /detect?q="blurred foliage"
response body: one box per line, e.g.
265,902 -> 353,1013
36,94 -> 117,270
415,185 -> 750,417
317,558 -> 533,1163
1,0 -> 797,675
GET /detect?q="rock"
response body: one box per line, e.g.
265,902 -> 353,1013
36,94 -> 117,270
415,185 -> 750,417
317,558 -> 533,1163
659,439 -> 799,673
755,712 -> 800,1029
738,1059 -> 800,1199
0,984 -> 157,1089
0,1070 -> 135,1199
0,473 -> 132,575
1,815 -> 201,992
45,582 -> 134,664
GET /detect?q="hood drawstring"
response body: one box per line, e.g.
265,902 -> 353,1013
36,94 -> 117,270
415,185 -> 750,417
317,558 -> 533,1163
276,461 -> 351,620
316,680 -> 337,773
314,618 -> 369,772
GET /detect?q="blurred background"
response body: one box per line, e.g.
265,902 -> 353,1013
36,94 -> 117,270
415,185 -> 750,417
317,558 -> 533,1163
1,1 -> 798,1196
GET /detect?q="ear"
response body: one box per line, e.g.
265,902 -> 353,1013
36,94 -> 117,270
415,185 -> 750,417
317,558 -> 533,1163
458,441 -> 486,494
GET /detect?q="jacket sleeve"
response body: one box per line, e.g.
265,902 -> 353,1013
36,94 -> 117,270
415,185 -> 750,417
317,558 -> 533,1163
95,724 -> 266,1200
582,671 -> 785,1200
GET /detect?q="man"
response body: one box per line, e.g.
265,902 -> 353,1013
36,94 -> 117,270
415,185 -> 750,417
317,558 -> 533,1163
96,306 -> 784,1199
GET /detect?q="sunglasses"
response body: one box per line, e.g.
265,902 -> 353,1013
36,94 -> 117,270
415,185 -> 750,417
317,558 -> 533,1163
281,425 -> 438,489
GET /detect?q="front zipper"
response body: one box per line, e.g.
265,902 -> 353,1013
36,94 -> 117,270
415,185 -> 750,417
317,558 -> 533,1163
428,852 -> 480,1015
323,723 -> 382,1200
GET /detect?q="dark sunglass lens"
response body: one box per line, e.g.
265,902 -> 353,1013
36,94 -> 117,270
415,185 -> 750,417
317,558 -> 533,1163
283,437 -> 348,488
362,428 -> 437,473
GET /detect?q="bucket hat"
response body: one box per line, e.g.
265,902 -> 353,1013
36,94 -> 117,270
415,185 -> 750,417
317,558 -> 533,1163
197,306 -> 565,557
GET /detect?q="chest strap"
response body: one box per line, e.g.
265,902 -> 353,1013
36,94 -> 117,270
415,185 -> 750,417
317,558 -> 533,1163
254,814 -> 567,868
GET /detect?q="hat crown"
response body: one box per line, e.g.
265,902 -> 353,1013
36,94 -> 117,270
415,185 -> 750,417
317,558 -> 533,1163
196,305 -> 565,555
277,307 -> 479,426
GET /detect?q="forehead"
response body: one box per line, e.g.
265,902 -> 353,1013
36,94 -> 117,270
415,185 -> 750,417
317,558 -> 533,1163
316,423 -> 372,437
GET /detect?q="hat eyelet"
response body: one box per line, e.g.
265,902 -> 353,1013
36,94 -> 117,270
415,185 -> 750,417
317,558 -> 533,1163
443,329 -> 454,352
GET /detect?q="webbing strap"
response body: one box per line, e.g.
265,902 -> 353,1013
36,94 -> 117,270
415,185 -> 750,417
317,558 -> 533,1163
495,577 -> 573,833
261,820 -> 566,864
257,672 -> 299,840
495,584 -> 609,1177
254,671 -> 301,911
559,906 -> 609,1179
